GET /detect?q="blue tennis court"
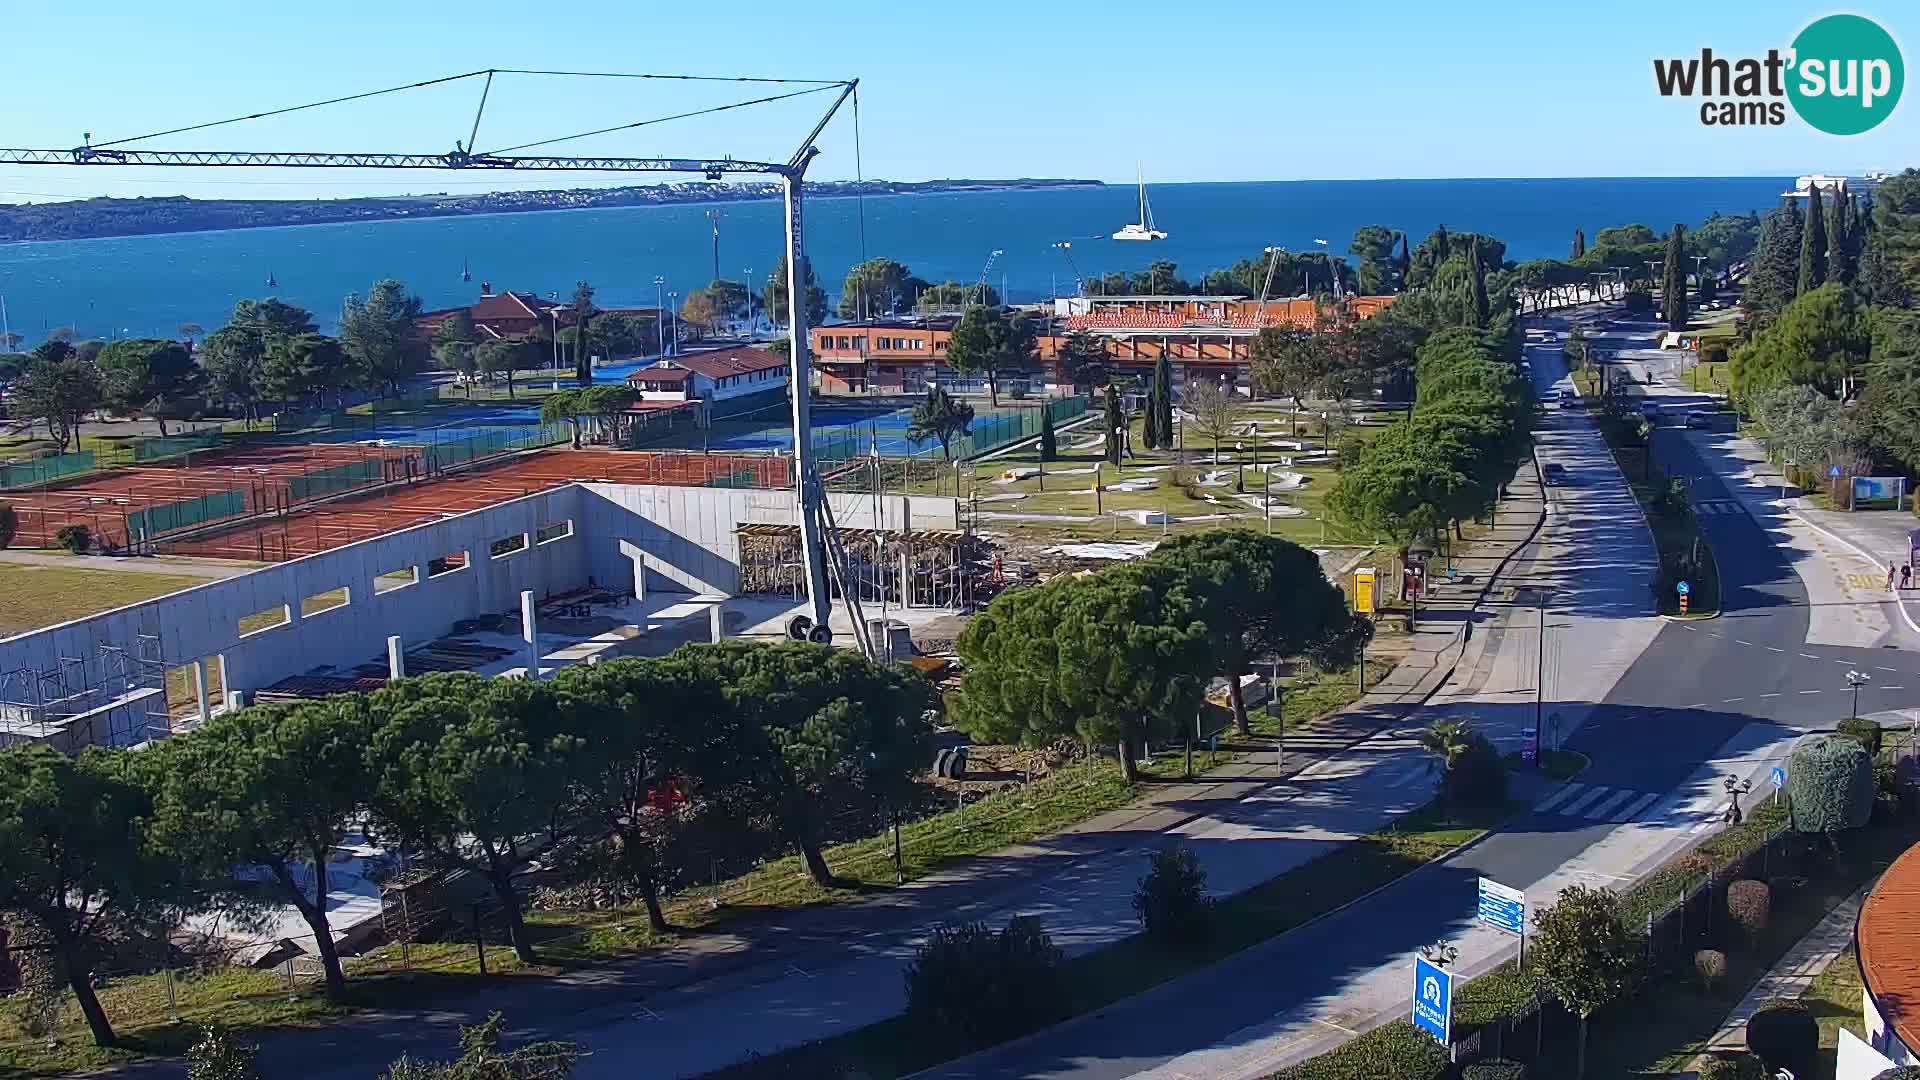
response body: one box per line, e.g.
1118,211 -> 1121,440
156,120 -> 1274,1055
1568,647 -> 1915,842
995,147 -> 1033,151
306,404 -> 545,447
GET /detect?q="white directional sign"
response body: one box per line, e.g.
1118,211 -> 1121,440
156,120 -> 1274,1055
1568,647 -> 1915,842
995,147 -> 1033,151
1477,877 -> 1526,937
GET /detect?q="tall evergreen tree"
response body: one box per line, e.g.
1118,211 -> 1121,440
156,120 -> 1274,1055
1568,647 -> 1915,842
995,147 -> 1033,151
1151,355 -> 1174,450
1141,373 -> 1163,450
1747,199 -> 1803,317
1395,234 -> 1411,292
1467,237 -> 1490,327
1799,185 -> 1828,296
1571,228 -> 1586,260
1662,224 -> 1688,331
1828,192 -> 1859,286
1102,384 -> 1125,466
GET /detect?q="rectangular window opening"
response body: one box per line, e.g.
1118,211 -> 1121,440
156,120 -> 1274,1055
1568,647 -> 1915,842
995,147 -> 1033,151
238,604 -> 290,637
301,587 -> 350,618
535,521 -> 573,545
375,565 -> 419,594
428,551 -> 469,578
490,533 -> 529,559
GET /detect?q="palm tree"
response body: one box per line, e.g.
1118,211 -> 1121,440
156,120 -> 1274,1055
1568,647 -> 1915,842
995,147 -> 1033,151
1419,718 -> 1475,773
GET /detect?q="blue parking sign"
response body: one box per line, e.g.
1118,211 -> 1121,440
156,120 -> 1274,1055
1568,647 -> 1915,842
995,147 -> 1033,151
1411,955 -> 1453,1044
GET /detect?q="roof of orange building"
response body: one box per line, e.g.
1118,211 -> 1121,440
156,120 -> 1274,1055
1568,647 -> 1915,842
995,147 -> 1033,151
1859,840 -> 1920,1054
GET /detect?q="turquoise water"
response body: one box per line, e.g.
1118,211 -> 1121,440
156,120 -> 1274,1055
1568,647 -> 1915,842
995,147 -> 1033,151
0,177 -> 1790,340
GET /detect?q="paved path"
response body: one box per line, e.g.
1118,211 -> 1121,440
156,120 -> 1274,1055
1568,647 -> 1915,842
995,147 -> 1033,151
1705,880 -> 1874,1050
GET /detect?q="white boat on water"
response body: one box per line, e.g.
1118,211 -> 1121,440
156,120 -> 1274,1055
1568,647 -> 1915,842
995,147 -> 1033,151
1112,168 -> 1167,241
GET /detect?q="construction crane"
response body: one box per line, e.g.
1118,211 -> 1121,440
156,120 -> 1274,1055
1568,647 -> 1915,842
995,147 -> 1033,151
0,70 -> 869,657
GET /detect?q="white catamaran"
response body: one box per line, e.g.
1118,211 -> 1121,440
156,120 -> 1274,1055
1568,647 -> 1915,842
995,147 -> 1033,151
1112,168 -> 1167,242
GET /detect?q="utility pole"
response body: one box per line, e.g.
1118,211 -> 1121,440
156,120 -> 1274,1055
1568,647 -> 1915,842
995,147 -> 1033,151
1536,588 -> 1549,733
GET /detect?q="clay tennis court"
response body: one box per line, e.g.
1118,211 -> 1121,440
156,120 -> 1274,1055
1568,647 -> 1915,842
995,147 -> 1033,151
155,450 -> 793,561
0,441 -> 420,550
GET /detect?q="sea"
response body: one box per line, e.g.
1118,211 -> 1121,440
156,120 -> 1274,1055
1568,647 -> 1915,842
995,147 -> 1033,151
0,176 -> 1792,340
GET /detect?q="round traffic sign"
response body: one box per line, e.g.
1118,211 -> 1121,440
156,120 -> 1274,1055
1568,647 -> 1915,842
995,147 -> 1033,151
1675,580 -> 1692,596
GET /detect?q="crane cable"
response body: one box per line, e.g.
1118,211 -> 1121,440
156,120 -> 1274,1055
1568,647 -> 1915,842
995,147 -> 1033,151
479,84 -> 841,157
90,70 -> 494,148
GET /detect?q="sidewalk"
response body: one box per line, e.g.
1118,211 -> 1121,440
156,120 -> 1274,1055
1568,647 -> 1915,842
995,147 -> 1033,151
1705,880 -> 1874,1051
151,469 -> 1549,1079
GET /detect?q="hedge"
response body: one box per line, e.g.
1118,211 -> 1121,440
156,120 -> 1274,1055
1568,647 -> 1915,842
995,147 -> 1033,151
1787,735 -> 1873,835
1262,1021 -> 1448,1080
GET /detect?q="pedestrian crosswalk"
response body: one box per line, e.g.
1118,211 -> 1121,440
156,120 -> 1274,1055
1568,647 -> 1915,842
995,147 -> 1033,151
1694,500 -> 1749,517
1532,782 -> 1664,823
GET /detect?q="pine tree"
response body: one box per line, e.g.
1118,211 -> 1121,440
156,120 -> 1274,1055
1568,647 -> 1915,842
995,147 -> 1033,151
1571,228 -> 1586,260
1151,355 -> 1174,450
1747,199 -> 1803,317
1799,185 -> 1828,296
1662,224 -> 1688,331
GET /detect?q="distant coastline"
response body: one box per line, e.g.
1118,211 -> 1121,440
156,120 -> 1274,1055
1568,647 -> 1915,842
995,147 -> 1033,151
0,178 -> 1103,243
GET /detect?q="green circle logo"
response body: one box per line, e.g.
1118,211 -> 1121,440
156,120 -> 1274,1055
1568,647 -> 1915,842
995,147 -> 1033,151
1787,14 -> 1904,135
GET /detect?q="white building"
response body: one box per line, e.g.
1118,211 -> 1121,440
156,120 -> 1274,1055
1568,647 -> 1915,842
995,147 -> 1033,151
627,346 -> 789,405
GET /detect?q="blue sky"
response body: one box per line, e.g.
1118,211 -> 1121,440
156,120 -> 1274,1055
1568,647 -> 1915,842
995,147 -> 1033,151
1,0 -> 1913,201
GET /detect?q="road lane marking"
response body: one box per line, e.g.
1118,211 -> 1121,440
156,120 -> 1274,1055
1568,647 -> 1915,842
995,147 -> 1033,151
1767,646 -> 1785,652
1802,653 -> 1820,659
1736,639 -> 1753,646
1800,689 -> 1823,694
1559,785 -> 1613,817
1723,697 -> 1744,703
1760,693 -> 1782,698
1586,789 -> 1640,820
1534,783 -> 1586,814
1611,792 -> 1663,823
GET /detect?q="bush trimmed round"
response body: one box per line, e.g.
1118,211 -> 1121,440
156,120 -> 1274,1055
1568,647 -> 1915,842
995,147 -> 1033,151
1787,735 -> 1874,835
1461,1058 -> 1526,1079
1746,1000 -> 1817,1076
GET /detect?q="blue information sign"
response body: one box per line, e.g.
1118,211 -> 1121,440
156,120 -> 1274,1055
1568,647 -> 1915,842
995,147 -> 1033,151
1675,580 -> 1691,597
1477,877 -> 1526,936
1770,766 -> 1787,789
1411,955 -> 1453,1044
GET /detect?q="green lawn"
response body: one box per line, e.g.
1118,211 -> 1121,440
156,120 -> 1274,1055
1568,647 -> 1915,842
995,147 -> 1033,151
0,563 -> 212,637
706,798 -> 1515,1079
1688,361 -> 1732,395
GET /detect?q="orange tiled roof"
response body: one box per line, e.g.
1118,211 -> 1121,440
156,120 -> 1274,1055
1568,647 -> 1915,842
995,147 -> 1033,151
1860,841 -> 1920,1055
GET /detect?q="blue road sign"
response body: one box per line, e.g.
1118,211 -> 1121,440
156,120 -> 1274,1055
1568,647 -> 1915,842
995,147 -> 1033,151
1771,766 -> 1787,789
1831,465 -> 1844,478
1412,955 -> 1453,1044
1477,877 -> 1526,936
1675,580 -> 1691,596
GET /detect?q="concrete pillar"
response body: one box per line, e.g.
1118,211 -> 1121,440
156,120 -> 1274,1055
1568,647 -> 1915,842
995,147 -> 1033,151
194,659 -> 211,724
619,539 -> 647,601
521,589 -> 541,679
899,551 -> 913,610
386,636 -> 405,681
709,598 -> 726,644
217,654 -> 233,712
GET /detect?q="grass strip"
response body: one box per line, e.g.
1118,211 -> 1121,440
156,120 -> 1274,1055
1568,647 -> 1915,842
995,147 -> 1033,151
703,799 -> 1514,1079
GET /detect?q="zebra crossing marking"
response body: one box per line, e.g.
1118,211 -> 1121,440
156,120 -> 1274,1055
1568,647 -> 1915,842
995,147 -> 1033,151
1693,500 -> 1748,516
1533,782 -> 1665,824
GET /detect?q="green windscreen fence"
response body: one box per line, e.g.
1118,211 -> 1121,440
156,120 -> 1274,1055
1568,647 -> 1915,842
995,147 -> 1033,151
131,431 -> 226,463
127,489 -> 245,543
809,396 -> 1091,464
0,450 -> 95,490
289,459 -> 385,501
421,423 -> 568,473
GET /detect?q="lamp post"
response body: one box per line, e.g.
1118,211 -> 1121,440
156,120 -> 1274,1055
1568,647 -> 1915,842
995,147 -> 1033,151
743,267 -> 754,332
1848,669 -> 1871,719
1722,774 -> 1753,825
668,292 -> 679,357
653,276 -> 666,358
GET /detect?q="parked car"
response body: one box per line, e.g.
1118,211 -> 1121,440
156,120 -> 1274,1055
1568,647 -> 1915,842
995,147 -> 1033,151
1560,396 -> 1579,409
1685,410 -> 1715,429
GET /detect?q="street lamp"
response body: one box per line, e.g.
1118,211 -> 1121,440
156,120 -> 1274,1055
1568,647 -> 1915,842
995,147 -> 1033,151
1418,940 -> 1459,968
668,292 -> 679,357
1848,669 -> 1871,719
1722,774 -> 1753,825
742,267 -> 754,332
653,276 -> 667,358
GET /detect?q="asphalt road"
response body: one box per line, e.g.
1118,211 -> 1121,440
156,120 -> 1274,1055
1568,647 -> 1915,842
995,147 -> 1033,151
932,307 -> 1918,1080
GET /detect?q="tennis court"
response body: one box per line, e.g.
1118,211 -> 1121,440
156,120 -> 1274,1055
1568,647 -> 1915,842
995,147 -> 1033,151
297,403 -> 545,447
702,399 -> 1086,462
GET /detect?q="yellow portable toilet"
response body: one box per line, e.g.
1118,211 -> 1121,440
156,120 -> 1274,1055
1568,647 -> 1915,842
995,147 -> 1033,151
1352,567 -> 1377,614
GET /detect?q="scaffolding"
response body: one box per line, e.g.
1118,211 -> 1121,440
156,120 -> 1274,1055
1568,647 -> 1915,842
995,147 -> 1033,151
736,524 -> 978,611
0,624 -> 171,751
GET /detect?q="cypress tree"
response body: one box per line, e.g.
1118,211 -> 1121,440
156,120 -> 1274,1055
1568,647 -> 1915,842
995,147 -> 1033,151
1395,233 -> 1411,291
1038,402 -> 1057,461
1151,355 -> 1174,450
1828,192 -> 1858,286
1662,224 -> 1688,330
1102,384 -> 1124,467
1571,228 -> 1586,260
1141,372 -> 1162,450
1468,237 -> 1490,326
1798,185 -> 1827,296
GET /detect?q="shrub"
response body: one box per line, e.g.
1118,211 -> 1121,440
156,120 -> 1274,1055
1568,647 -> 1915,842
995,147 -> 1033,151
53,523 -> 90,554
1726,879 -> 1771,944
1265,1020 -> 1449,1080
1461,1058 -> 1526,1079
1745,1000 -> 1817,1077
0,504 -> 15,549
186,1027 -> 261,1080
1873,1068 -> 1920,1080
1837,717 -> 1884,756
1786,735 -> 1874,837
1698,1053 -> 1764,1080
1446,733 -> 1509,807
1133,844 -> 1211,942
1694,948 -> 1728,992
904,917 -> 1067,1051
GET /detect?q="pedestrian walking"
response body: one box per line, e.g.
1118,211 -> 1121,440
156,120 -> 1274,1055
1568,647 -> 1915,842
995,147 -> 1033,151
1890,564 -> 1898,591
1903,564 -> 1913,590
